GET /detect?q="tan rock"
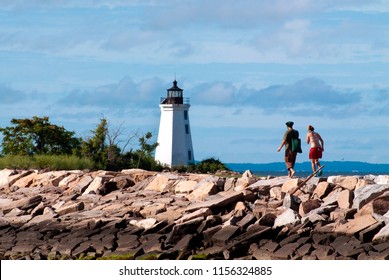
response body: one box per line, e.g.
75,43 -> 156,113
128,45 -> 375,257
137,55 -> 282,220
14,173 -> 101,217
337,189 -> 354,209
57,201 -> 84,216
299,199 -> 321,216
154,208 -> 184,223
145,174 -> 178,192
185,191 -> 244,212
7,170 -> 35,187
234,171 -> 257,191
330,208 -> 357,222
4,208 -> 26,217
224,177 -> 237,191
11,172 -> 37,188
140,203 -> 166,217
110,175 -> 135,189
175,208 -> 212,224
322,188 -> 342,206
68,175 -> 93,193
58,173 -> 81,188
186,181 -> 219,201
355,202 -> 374,217
270,186 -> 282,200
312,182 -> 333,199
234,201 -> 247,211
0,217 -> 10,228
327,176 -> 359,191
49,171 -> 69,187
82,175 -> 113,195
99,203 -> 126,212
186,173 -> 209,181
129,218 -> 157,229
121,169 -> 157,183
355,179 -> 370,190
334,214 -> 377,235
2,195 -> 42,213
174,180 -> 198,194
0,169 -> 17,187
281,178 -> 300,194
33,171 -> 68,187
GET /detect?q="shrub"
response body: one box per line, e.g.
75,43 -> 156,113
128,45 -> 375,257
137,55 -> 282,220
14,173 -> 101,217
193,157 -> 230,173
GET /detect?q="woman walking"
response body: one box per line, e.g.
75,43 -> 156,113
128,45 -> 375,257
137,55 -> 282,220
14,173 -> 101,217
306,125 -> 324,175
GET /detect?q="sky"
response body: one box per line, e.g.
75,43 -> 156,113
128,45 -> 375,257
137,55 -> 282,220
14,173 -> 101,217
0,0 -> 388,164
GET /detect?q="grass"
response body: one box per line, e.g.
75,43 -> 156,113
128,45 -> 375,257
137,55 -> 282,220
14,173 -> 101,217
0,155 -> 96,170
189,253 -> 208,260
96,253 -> 135,260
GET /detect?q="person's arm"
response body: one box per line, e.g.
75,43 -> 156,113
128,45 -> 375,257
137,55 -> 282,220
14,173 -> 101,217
277,139 -> 286,152
318,134 -> 324,151
306,132 -> 310,145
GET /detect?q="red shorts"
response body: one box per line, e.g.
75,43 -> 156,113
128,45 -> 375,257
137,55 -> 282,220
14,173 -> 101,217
309,147 -> 322,159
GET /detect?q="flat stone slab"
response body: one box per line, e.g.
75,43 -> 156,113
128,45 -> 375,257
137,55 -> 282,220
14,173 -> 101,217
334,215 -> 377,235
185,191 -> 244,212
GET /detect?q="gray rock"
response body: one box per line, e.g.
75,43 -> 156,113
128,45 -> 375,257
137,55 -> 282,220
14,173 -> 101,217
353,184 -> 389,210
273,208 -> 300,228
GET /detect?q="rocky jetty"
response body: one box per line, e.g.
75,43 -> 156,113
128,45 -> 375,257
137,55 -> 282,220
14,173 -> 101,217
0,168 -> 388,260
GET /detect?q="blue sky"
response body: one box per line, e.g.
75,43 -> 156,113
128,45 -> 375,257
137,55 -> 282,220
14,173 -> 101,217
0,0 -> 388,164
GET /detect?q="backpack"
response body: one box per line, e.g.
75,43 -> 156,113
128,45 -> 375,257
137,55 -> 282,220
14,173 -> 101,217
291,130 -> 302,153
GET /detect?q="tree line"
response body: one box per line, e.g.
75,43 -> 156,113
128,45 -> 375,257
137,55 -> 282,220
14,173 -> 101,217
0,116 -> 161,171
0,116 -> 229,173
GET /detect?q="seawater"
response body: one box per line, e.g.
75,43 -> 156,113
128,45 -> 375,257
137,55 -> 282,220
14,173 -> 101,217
251,170 -> 384,178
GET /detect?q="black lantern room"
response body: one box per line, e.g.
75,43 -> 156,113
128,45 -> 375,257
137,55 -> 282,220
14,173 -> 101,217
161,80 -> 183,104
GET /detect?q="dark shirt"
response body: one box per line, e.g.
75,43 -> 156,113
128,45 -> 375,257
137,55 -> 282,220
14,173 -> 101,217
283,129 -> 299,151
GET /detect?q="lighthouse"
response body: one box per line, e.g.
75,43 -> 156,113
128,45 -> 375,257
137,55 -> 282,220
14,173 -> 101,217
154,80 -> 194,167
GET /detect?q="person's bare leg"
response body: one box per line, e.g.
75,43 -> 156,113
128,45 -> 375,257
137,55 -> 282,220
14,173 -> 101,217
290,168 -> 295,178
311,159 -> 316,173
316,160 -> 322,175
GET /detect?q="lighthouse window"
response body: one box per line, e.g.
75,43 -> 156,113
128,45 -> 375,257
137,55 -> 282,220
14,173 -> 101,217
188,150 -> 192,161
184,111 -> 188,120
185,124 -> 189,134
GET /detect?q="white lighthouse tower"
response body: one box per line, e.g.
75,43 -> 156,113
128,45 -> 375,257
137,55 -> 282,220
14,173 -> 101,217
155,80 -> 194,167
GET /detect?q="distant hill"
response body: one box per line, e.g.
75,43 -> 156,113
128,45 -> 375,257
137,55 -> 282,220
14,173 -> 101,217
226,161 -> 389,176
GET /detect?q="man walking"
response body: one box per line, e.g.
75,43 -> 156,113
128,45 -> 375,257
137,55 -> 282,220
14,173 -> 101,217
277,121 -> 299,178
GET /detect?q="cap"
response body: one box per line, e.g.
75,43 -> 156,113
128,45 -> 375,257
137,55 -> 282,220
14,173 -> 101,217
285,121 -> 294,127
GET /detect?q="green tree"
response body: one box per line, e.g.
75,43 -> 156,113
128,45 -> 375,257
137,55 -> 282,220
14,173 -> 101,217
0,116 -> 81,156
135,132 -> 159,168
80,119 -> 161,171
121,131 -> 162,171
81,118 -> 108,168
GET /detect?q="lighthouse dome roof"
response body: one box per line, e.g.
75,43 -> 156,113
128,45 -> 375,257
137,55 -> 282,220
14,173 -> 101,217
167,80 -> 183,91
